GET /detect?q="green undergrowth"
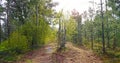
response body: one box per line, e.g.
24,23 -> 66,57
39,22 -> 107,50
83,41 -> 120,63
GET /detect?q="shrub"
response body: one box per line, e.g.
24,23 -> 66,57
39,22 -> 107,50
9,32 -> 29,53
0,32 -> 29,55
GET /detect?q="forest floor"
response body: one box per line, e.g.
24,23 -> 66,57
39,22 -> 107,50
17,42 -> 103,63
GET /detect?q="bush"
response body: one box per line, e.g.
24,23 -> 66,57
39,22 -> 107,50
0,32 -> 29,54
0,32 -> 29,62
9,32 -> 29,53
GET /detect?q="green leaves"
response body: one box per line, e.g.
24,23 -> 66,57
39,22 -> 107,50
9,32 -> 28,53
108,0 -> 120,17
66,17 -> 77,41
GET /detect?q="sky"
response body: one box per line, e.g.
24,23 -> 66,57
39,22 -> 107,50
52,0 -> 102,13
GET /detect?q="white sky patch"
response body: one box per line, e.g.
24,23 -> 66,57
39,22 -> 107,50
53,0 -> 103,13
52,0 -> 106,23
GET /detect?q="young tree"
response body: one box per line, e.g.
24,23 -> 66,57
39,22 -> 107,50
72,9 -> 82,45
100,0 -> 106,53
56,11 -> 66,51
105,0 -> 110,48
108,0 -> 120,49
88,7 -> 94,49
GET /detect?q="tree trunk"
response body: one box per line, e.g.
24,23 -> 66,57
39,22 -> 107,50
77,19 -> 82,45
113,22 -> 117,49
7,0 -> 10,41
91,27 -> 93,49
100,0 -> 105,53
0,21 -> 1,43
113,29 -> 116,49
105,0 -> 110,48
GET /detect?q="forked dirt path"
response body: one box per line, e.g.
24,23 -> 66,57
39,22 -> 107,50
17,42 -> 103,63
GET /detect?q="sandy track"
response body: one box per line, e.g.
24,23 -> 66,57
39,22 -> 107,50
17,43 -> 103,63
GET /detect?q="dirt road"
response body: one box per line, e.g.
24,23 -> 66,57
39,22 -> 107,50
17,43 -> 103,63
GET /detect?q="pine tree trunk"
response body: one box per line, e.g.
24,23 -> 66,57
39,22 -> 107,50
77,19 -> 82,45
105,0 -> 110,48
7,0 -> 11,43
0,21 -> 1,43
91,27 -> 93,49
100,0 -> 105,53
113,24 -> 117,49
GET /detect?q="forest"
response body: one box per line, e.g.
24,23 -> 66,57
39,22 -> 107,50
0,0 -> 120,63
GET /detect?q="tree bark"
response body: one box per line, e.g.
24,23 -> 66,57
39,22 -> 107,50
105,0 -> 110,48
77,17 -> 82,45
7,0 -> 11,43
0,20 -> 1,43
100,0 -> 105,53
